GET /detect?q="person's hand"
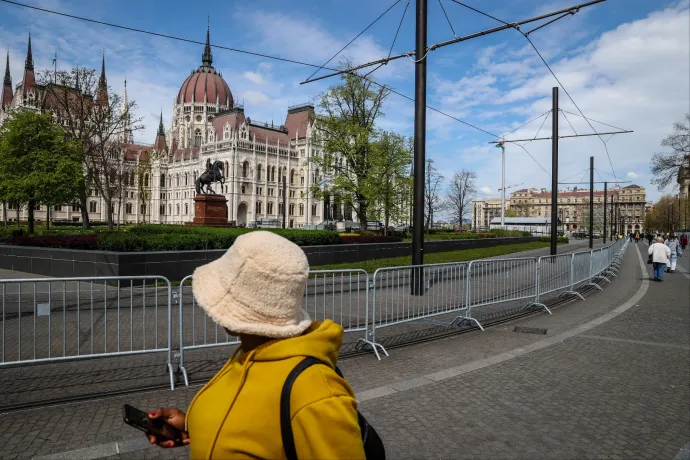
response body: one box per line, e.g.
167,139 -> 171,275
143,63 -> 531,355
147,407 -> 190,448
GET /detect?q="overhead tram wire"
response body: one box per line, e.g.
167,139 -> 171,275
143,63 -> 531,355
495,110 -> 550,142
559,168 -> 590,183
0,0 -> 556,176
304,0 -> 403,82
0,0 -> 500,140
439,0 -> 458,37
447,0 -> 624,181
559,109 -> 627,132
518,111 -> 550,147
364,0 -> 410,79
560,109 -> 578,136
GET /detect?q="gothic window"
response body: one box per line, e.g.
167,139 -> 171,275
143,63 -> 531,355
311,204 -> 317,216
177,175 -> 180,187
176,204 -> 180,215
268,202 -> 274,214
168,204 -> 172,215
257,164 -> 263,181
185,173 -> 188,186
72,204 -> 80,212
256,201 -> 262,214
299,204 -> 304,216
144,174 -> 149,187
300,170 -> 305,185
89,201 -> 97,213
289,204 -> 295,216
224,129 -> 229,140
160,204 -> 165,216
270,166 -> 276,182
290,169 -> 295,185
160,174 -> 165,187
242,161 -> 249,178
125,203 -> 133,214
185,203 -> 189,215
278,203 -> 283,215
194,129 -> 202,147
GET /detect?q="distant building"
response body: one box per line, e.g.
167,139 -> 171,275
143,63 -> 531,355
679,160 -> 690,202
471,197 -> 511,231
489,216 -> 561,236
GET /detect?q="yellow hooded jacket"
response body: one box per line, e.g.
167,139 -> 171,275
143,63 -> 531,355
186,320 -> 366,460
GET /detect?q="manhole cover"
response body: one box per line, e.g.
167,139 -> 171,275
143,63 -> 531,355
513,326 -> 547,335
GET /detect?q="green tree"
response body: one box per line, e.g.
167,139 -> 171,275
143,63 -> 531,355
368,131 -> 412,235
504,208 -> 518,218
0,111 -> 82,233
310,62 -> 389,226
650,114 -> 690,190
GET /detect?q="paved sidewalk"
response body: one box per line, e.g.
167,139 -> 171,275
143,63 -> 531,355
0,242 -> 687,459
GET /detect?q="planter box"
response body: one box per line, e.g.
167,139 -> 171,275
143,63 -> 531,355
0,237 -> 539,280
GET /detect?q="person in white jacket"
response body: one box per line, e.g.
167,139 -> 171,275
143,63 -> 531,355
649,237 -> 671,281
664,232 -> 682,273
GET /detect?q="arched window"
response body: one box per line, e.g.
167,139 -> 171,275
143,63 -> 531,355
299,203 -> 304,216
289,204 -> 295,216
185,173 -> 188,186
125,203 -> 133,214
256,201 -> 262,214
144,174 -> 149,187
270,166 -> 275,182
130,172 -> 135,187
290,169 -> 295,184
300,170 -> 305,185
194,129 -> 202,147
160,204 -> 165,215
242,161 -> 249,178
168,204 -> 172,215
257,164 -> 263,181
176,204 -> 180,215
268,202 -> 273,214
160,174 -> 165,187
185,203 -> 189,215
89,201 -> 97,213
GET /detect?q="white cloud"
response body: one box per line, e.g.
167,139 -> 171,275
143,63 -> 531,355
241,90 -> 270,106
479,186 -> 493,195
627,172 -> 640,179
430,1 -> 690,202
243,71 -> 265,85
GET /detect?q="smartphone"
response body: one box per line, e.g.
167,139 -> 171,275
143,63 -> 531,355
122,404 -> 183,444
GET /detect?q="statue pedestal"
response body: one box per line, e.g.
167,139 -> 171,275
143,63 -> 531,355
186,194 -> 230,227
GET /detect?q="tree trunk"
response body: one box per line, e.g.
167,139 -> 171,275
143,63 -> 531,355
46,205 -> 51,231
117,199 -> 121,231
15,203 -> 20,228
357,198 -> 367,233
2,201 -> 6,227
79,189 -> 90,229
105,196 -> 114,230
27,200 -> 35,234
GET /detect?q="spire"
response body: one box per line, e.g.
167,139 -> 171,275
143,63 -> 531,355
122,78 -> 128,107
201,22 -> 213,67
157,110 -> 165,136
99,53 -> 107,88
3,50 -> 10,86
25,33 -> 33,70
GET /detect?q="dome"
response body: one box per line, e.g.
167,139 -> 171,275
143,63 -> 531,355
176,28 -> 233,107
177,67 -> 233,106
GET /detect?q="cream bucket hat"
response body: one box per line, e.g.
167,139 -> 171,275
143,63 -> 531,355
192,231 -> 312,338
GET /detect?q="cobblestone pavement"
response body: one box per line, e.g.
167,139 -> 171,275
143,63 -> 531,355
0,242 -> 687,459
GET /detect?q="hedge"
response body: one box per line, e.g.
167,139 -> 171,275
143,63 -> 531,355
539,236 -> 569,244
8,227 -> 342,251
340,235 -> 403,244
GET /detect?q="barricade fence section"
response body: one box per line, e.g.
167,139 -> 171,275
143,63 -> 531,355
0,276 -> 175,389
0,238 -> 629,383
371,262 -> 473,342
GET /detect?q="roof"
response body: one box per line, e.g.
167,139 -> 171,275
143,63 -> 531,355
490,217 -> 557,225
123,144 -> 152,162
249,123 -> 290,144
174,147 -> 200,162
623,184 -> 642,189
211,110 -> 245,138
177,67 -> 232,106
284,105 -> 314,139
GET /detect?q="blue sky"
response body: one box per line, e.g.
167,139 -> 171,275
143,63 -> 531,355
1,0 -> 688,204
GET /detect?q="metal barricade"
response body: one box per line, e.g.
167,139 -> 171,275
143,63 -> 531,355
0,276 -> 175,389
571,251 -> 593,290
371,262 -> 480,343
466,257 -> 547,318
178,269 -> 385,383
536,253 -> 581,303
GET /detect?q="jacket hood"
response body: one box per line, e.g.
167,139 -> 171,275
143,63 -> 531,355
248,320 -> 342,367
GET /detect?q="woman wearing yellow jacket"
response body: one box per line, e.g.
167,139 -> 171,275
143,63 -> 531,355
147,231 -> 366,459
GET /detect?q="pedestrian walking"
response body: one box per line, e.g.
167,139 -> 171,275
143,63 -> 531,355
635,232 -> 640,243
646,233 -> 654,245
649,237 -> 671,281
143,231 -> 380,459
664,232 -> 682,273
629,232 -> 634,242
680,233 -> 688,251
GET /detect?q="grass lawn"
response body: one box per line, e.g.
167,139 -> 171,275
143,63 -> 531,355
312,241 -> 551,273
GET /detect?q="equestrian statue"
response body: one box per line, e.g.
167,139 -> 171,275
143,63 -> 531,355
196,159 -> 225,195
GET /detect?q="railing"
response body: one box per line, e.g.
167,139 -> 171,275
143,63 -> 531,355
0,276 -> 175,389
0,239 -> 628,389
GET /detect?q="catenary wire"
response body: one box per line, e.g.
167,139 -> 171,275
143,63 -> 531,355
0,0 -> 555,175
560,109 -> 578,135
305,0 -> 403,82
438,0 -> 457,36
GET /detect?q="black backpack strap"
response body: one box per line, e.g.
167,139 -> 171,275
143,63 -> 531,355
281,357 -> 329,460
